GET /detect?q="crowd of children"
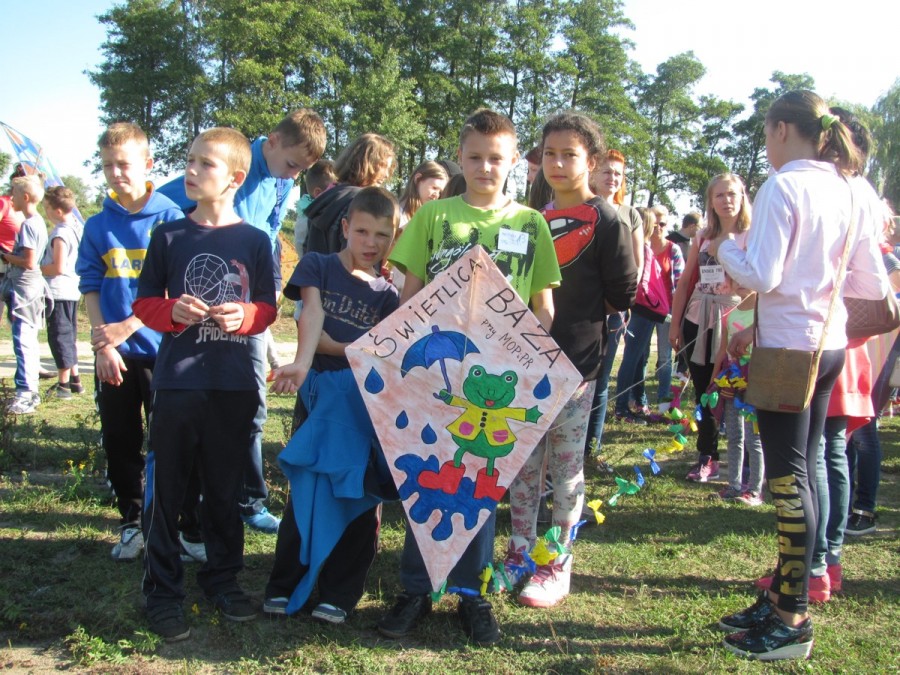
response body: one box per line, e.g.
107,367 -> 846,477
1,89 -> 896,662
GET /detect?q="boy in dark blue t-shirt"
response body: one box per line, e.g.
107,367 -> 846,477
264,187 -> 399,624
133,127 -> 277,641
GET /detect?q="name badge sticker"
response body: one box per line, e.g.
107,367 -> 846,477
498,228 -> 528,255
699,264 -> 726,285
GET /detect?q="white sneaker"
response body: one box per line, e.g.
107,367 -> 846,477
8,392 -> 39,414
111,527 -> 144,561
494,535 -> 531,592
179,532 -> 207,563
518,553 -> 572,608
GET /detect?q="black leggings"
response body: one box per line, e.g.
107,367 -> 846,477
681,320 -> 719,461
760,349 -> 844,615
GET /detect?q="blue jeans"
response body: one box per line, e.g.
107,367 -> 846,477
846,417 -> 881,513
585,312 -> 625,453
615,313 -> 656,416
240,334 -> 270,512
400,511 -> 496,595
655,319 -> 673,402
812,416 -> 849,574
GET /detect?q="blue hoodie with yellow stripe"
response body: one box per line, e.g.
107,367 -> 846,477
76,188 -> 183,360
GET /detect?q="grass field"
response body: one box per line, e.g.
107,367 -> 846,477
0,313 -> 897,673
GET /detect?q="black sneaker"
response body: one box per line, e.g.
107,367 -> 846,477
147,603 -> 190,642
718,591 -> 775,632
723,612 -> 813,661
845,510 -> 876,536
458,596 -> 500,646
207,587 -> 257,622
377,593 -> 432,638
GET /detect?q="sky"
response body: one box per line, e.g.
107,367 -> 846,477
1,0 -> 898,196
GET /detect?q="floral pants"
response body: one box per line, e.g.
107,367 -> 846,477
509,380 -> 595,547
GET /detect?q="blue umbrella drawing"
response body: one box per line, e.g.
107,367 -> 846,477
400,325 -> 480,394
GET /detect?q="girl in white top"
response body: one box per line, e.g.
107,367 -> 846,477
710,90 -> 887,662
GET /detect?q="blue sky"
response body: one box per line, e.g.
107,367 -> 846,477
2,0 -> 898,194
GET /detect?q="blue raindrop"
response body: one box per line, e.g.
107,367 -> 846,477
364,368 -> 385,394
421,424 -> 437,444
396,411 -> 409,429
533,374 -> 551,400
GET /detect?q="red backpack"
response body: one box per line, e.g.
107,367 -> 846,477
632,242 -> 671,323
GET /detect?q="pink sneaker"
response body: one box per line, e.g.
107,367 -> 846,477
518,554 -> 573,608
685,455 -> 710,481
735,491 -> 763,506
827,563 -> 842,593
689,459 -> 720,482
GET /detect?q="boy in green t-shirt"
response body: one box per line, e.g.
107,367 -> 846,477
378,109 -> 561,647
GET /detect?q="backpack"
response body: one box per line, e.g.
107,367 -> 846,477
632,242 -> 670,323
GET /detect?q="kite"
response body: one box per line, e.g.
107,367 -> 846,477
347,246 -> 582,590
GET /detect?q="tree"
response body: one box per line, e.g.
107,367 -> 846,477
871,79 -> 900,206
61,175 -> 103,220
633,52 -> 707,207
726,71 -> 815,197
88,0 -> 206,171
0,151 -> 11,182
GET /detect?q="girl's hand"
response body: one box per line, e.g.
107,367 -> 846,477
669,324 -> 682,351
727,326 -> 754,360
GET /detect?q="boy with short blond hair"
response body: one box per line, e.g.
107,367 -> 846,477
40,186 -> 84,398
76,122 -> 185,560
135,126 -> 277,641
1,174 -> 48,414
377,108 -> 561,646
158,109 -> 327,534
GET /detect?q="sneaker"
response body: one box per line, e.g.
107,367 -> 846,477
753,574 -> 830,603
827,564 -> 842,593
718,591 -> 775,632
48,383 -> 73,400
207,587 -> 256,622
242,507 -> 280,534
263,597 -> 290,616
377,593 -> 432,638
147,603 -> 190,642
38,368 -> 55,380
70,380 -> 85,394
686,456 -> 711,481
111,527 -> 143,561
629,402 -> 652,417
699,460 -> 720,482
458,596 -> 500,646
7,392 -> 39,415
495,535 -> 531,592
722,612 -> 814,661
312,602 -> 347,624
715,486 -> 742,500
518,554 -> 572,608
736,491 -> 764,506
178,532 -> 207,563
845,510 -> 876,536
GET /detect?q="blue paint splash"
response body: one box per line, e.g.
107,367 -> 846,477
533,374 -> 551,400
364,368 -> 385,394
396,411 -> 409,429
421,424 -> 437,444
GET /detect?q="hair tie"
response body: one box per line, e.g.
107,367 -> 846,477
821,114 -> 838,131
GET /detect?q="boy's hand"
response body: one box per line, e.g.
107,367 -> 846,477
95,345 -> 127,386
208,302 -> 244,332
172,294 -> 210,326
91,321 -> 134,352
270,363 -> 309,394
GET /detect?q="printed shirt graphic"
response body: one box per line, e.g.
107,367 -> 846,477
284,252 -> 399,372
137,217 -> 276,391
389,195 -> 560,303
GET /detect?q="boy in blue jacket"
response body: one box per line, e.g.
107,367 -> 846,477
76,122 -> 185,561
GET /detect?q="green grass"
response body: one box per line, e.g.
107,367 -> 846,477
0,317 -> 898,673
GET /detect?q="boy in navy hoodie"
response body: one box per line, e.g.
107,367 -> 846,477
76,123 -> 185,561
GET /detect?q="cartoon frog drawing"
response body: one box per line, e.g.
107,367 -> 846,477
418,364 -> 542,501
